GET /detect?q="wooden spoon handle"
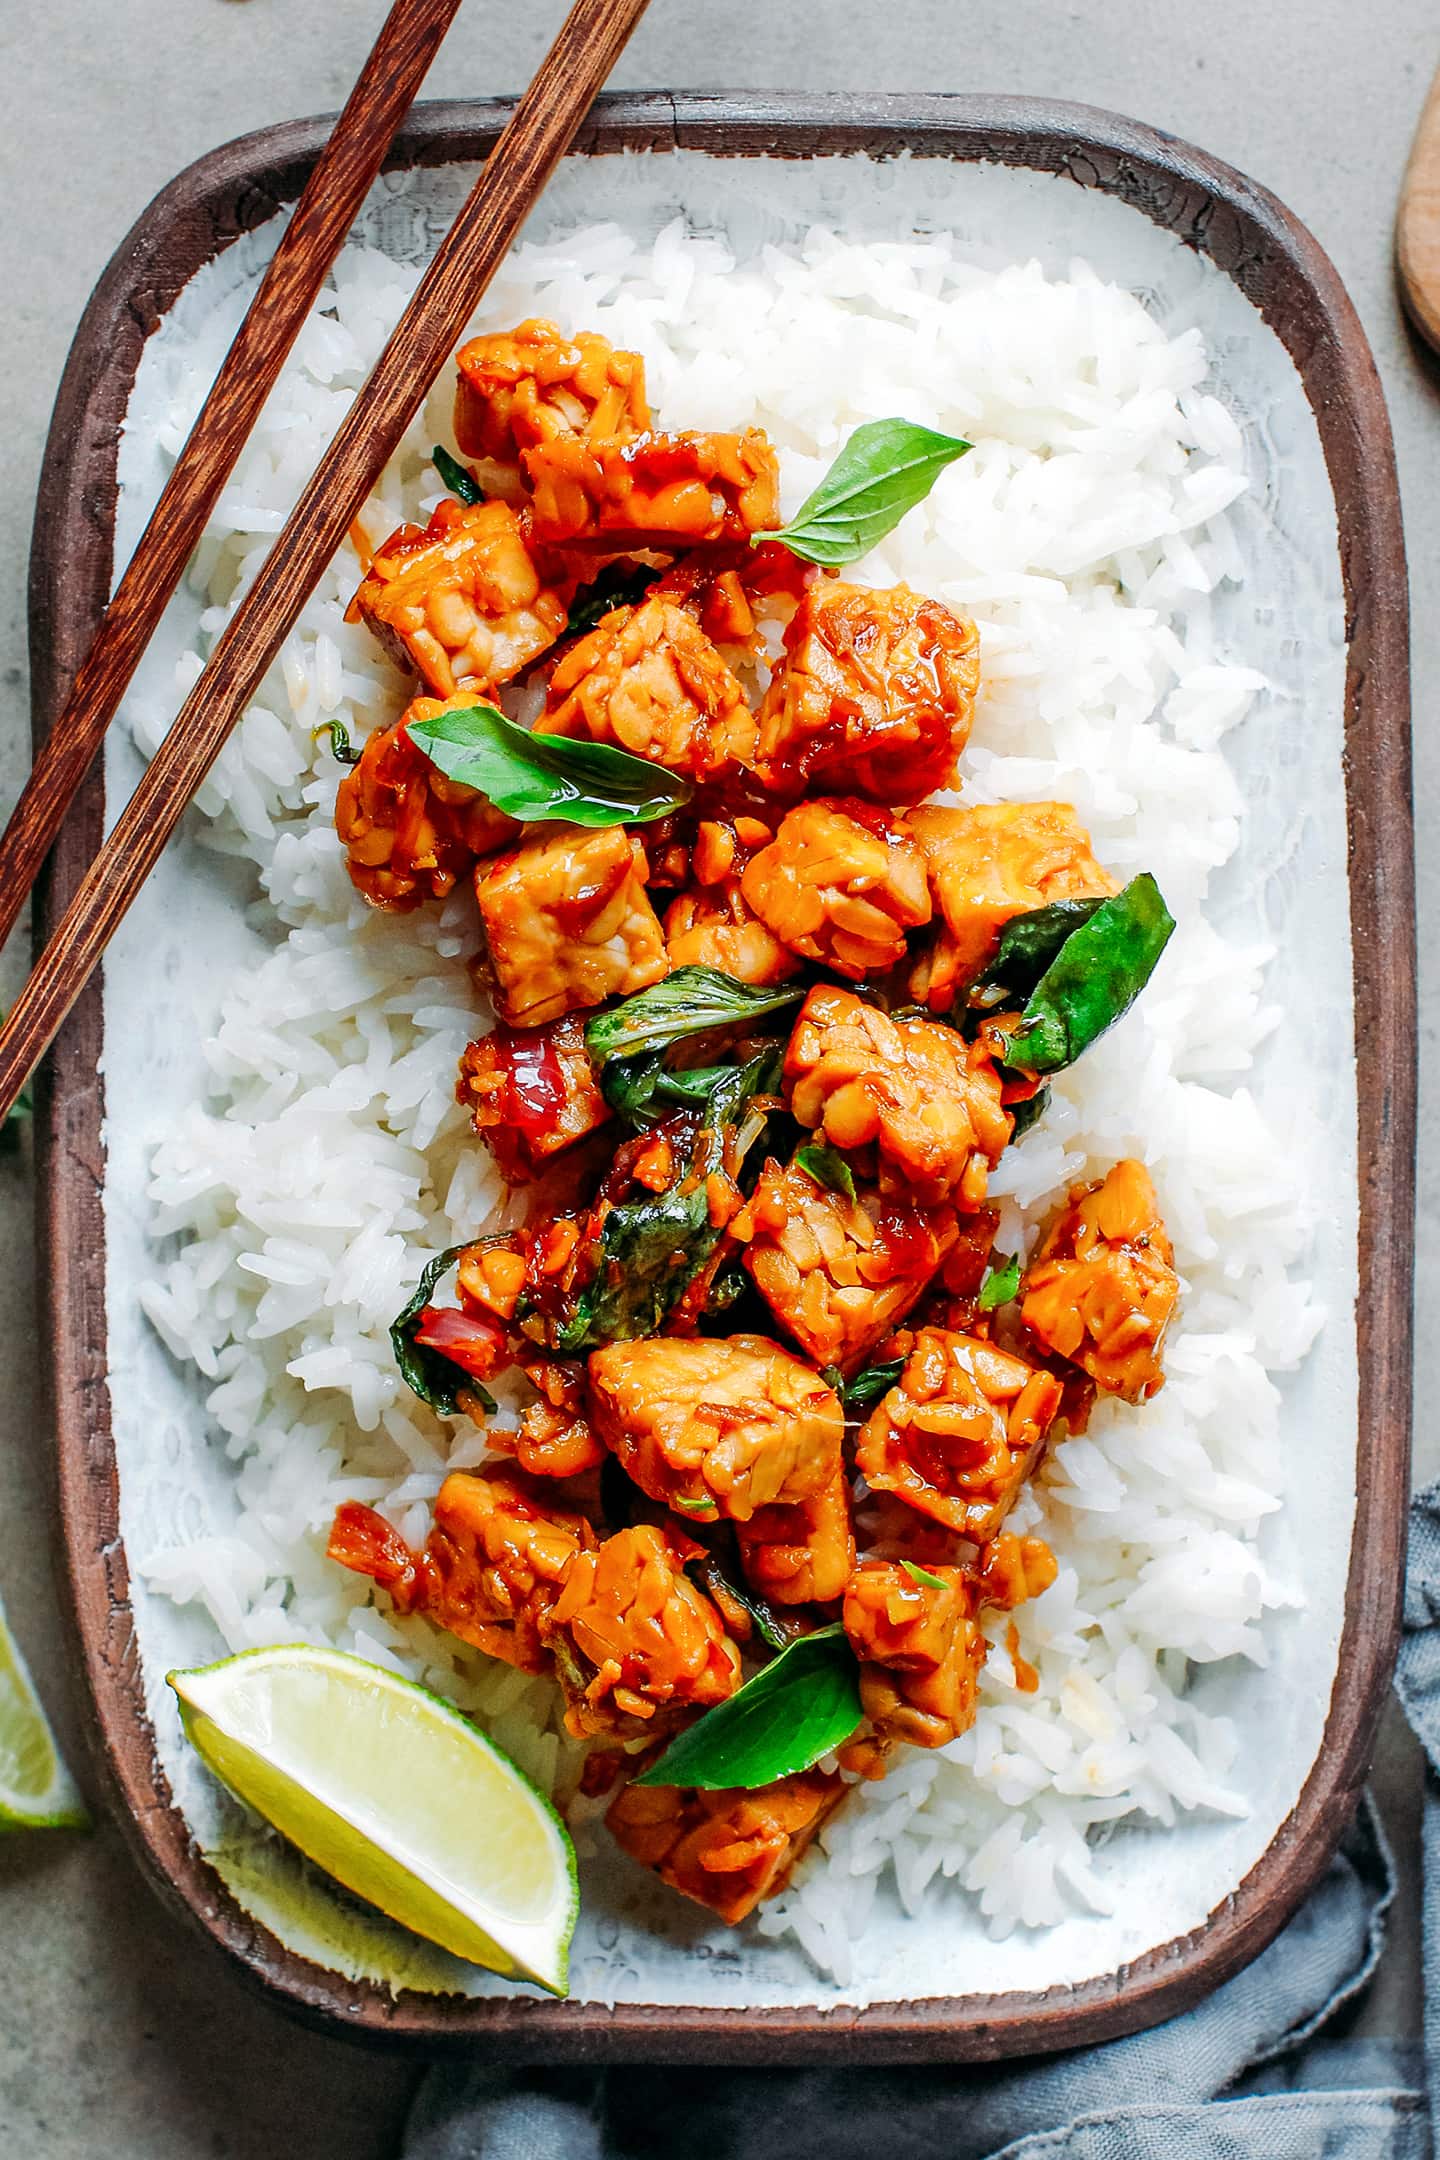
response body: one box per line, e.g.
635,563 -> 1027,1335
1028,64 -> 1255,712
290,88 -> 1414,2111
1397,64 -> 1440,349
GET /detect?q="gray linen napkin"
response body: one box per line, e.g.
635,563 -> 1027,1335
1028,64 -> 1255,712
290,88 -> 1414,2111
405,1483 -> 1440,2160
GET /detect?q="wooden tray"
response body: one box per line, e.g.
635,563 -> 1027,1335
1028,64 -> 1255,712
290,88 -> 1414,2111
31,92 -> 1413,2061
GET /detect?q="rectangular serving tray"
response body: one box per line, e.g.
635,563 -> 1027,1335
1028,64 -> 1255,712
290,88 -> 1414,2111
31,92 -> 1413,2060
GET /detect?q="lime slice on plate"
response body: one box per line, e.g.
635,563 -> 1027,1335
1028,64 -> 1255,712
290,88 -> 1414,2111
0,1592 -> 88,1831
168,1645 -> 577,1995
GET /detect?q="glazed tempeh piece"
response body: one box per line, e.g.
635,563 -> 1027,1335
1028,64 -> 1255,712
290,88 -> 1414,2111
524,429 -> 781,549
1021,1159 -> 1179,1403
855,1328 -> 1063,1539
454,318 -> 649,498
735,1156 -> 960,1371
756,581 -> 981,803
905,801 -> 1117,1008
335,697 -> 520,910
351,498 -> 572,697
842,1558 -> 989,1750
734,1465 -> 856,1606
606,1769 -> 845,1925
784,986 -> 1012,1208
327,1471 -> 591,1673
739,798 -> 932,980
546,1523 -> 741,1739
475,824 -> 669,1029
587,1334 -> 843,1523
538,595 -> 758,781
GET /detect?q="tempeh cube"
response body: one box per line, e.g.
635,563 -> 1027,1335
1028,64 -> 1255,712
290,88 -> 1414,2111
544,1524 -> 741,1739
457,1012 -> 611,1181
1021,1158 -> 1179,1403
904,801 -> 1116,1007
524,429 -> 781,549
586,1334 -> 843,1523
475,824 -> 668,1030
663,881 -> 801,986
755,581 -> 981,803
855,1328 -> 1063,1539
605,1769 -> 845,1925
784,985 -> 1012,1208
538,594 -> 758,780
735,1465 -> 856,1606
739,799 -> 932,981
453,318 -> 649,499
334,696 -> 520,910
735,1157 -> 959,1370
326,1470 -> 592,1673
351,498 -> 572,696
842,1558 -> 989,1750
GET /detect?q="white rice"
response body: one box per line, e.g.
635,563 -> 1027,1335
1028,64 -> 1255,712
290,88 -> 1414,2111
127,212 -> 1322,1979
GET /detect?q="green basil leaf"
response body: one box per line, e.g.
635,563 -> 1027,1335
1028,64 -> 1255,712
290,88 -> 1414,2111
390,1245 -> 470,1414
764,418 -> 972,567
406,701 -> 691,827
1008,1086 -> 1050,1141
685,1551 -> 794,1655
655,1064 -> 740,1105
794,1142 -> 857,1201
598,1050 -> 669,1125
673,1494 -> 720,1518
431,444 -> 483,505
585,966 -> 804,1068
1002,874 -> 1176,1076
977,1253 -> 1021,1312
313,718 -> 360,767
970,897 -> 1106,1009
565,560 -> 662,639
601,1056 -> 750,1130
556,1052 -> 776,1350
635,1624 -> 861,1789
702,1262 -> 750,1315
841,1358 -> 904,1415
900,1559 -> 948,1592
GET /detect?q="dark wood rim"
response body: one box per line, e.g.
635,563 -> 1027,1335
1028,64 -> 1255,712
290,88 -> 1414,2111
30,92 -> 1413,2062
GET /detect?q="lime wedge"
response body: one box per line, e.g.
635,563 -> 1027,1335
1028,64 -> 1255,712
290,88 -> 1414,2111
168,1645 -> 577,1995
0,1591 -> 87,1831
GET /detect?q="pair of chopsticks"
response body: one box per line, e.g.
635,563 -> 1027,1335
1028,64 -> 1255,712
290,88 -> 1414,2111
0,0 -> 652,1125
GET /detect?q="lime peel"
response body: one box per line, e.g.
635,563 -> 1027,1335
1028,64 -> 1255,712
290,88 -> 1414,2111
168,1644 -> 576,1996
0,1591 -> 88,1831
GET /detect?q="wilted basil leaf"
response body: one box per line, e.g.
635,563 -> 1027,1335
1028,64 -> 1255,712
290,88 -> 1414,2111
1002,874 -> 1176,1076
978,1253 -> 1022,1311
585,966 -> 804,1068
636,1624 -> 862,1788
970,897 -> 1106,1010
795,1142 -> 857,1201
407,701 -> 691,827
686,1551 -> 795,1654
566,560 -> 662,638
555,1054 -> 776,1351
1008,1086 -> 1050,1141
431,444 -> 483,504
390,1245 -> 470,1413
764,418 -> 972,567
313,718 -> 360,767
842,1359 -> 904,1415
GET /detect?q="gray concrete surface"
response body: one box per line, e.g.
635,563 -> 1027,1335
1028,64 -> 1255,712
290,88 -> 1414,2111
0,1 -> 1434,2151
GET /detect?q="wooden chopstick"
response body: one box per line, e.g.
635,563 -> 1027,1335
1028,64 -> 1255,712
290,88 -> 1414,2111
0,0 -> 652,1126
0,0 -> 465,960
